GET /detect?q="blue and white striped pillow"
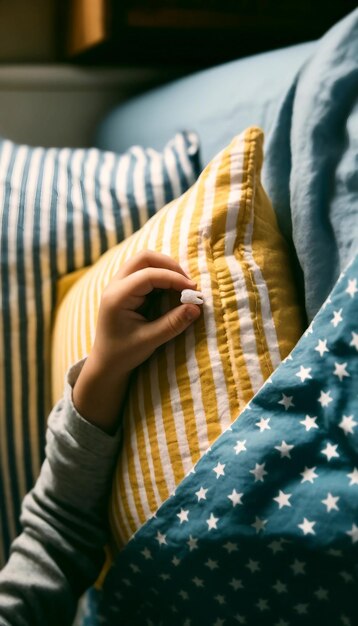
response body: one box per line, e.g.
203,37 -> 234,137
0,131 -> 200,564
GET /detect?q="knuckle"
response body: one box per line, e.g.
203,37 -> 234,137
100,284 -> 111,302
140,267 -> 152,283
167,312 -> 183,336
136,249 -> 151,265
100,284 -> 118,310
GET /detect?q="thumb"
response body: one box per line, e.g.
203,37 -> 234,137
144,303 -> 201,350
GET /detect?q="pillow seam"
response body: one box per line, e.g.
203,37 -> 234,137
240,128 -> 274,381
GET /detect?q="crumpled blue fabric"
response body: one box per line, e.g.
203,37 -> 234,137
263,9 -> 358,322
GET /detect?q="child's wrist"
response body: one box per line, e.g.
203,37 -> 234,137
72,354 -> 130,435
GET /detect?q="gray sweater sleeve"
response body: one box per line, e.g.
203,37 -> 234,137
0,360 -> 121,626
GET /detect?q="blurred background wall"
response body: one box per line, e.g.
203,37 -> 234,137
0,0 -> 58,62
0,0 -> 355,148
0,0 -> 179,147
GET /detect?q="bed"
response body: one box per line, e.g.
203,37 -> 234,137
0,8 -> 357,625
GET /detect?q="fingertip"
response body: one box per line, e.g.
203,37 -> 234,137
183,304 -> 201,322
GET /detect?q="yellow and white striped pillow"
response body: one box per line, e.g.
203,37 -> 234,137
51,127 -> 304,549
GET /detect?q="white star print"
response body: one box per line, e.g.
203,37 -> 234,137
274,440 -> 294,458
327,548 -> 342,557
177,509 -> 189,524
339,414 -> 357,435
340,571 -> 354,583
314,587 -> 329,600
141,547 -> 152,559
251,517 -> 268,533
230,578 -> 243,590
298,517 -> 316,535
272,580 -> 287,594
206,513 -> 219,530
321,442 -> 339,461
300,414 -> 319,431
304,323 -> 314,337
346,524 -> 358,543
187,535 -> 198,551
295,604 -> 308,615
318,390 -> 333,408
213,619 -> 225,626
205,558 -> 218,570
178,590 -> 189,600
290,559 -> 306,575
315,339 -> 329,357
300,466 -> 318,483
333,362 -> 350,381
246,559 -> 260,573
159,573 -> 171,580
223,541 -> 238,553
172,556 -> 181,566
268,539 -> 285,554
250,462 -> 267,482
257,598 -> 269,611
321,492 -> 340,512
331,308 -> 343,327
255,417 -> 271,432
346,278 -> 358,297
195,486 -> 208,501
322,295 -> 332,310
296,365 -> 312,382
130,563 -> 140,573
347,468 -> 358,485
273,490 -> 292,509
278,394 -> 295,410
213,462 -> 225,478
338,270 -> 346,283
350,331 -> 358,351
234,615 -> 246,624
275,621 -> 289,626
234,439 -> 247,454
215,594 -> 226,605
192,576 -> 204,587
227,489 -> 243,507
156,531 -> 167,545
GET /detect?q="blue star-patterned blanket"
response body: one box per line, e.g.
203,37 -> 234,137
82,253 -> 358,625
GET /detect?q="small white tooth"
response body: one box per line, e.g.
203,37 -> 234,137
180,289 -> 204,305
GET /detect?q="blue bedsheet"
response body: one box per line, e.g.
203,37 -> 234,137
263,9 -> 358,322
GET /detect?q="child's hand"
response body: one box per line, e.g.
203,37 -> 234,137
72,251 -> 201,433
